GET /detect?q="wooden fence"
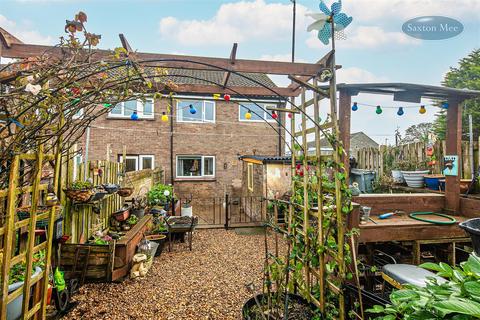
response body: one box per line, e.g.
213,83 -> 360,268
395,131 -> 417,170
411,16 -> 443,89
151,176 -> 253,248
354,139 -> 480,179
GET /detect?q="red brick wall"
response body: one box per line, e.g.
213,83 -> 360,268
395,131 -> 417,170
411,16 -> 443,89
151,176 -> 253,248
81,97 -> 282,198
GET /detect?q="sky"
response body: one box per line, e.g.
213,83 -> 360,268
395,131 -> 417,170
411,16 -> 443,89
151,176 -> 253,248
1,0 -> 479,144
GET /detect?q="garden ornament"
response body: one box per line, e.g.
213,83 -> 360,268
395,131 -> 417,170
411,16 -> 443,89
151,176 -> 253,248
306,0 -> 353,45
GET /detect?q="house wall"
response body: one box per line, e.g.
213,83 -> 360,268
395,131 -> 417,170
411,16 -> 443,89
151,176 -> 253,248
81,97 -> 282,199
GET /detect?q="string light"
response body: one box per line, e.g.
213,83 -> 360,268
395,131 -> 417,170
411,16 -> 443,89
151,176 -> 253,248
419,105 -> 426,114
161,112 -> 168,122
271,111 -> 278,120
103,103 -> 112,108
375,105 -> 382,114
245,109 -> 252,120
288,113 -> 293,119
189,104 -> 197,114
351,102 -> 358,111
397,107 -> 404,116
224,94 -> 231,102
442,102 -> 449,109
130,111 -> 139,120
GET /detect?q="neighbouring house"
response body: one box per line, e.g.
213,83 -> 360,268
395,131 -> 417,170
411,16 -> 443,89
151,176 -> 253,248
306,131 -> 379,154
80,69 -> 286,203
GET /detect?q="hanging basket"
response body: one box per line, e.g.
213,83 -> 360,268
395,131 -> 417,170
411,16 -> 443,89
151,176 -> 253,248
117,187 -> 134,197
63,188 -> 94,202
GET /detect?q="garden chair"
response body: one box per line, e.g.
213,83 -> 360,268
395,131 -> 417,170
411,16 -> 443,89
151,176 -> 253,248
165,216 -> 198,251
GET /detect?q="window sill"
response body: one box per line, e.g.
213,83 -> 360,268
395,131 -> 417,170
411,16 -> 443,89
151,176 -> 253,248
175,177 -> 216,182
107,116 -> 155,120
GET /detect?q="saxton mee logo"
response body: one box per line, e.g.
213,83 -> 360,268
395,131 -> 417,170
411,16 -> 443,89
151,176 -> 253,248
402,16 -> 463,40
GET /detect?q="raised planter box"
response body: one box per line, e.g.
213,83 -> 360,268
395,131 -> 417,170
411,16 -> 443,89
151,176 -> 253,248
59,214 -> 152,282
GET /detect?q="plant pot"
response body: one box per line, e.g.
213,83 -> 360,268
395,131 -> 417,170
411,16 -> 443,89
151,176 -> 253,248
63,188 -> 94,202
459,218 -> 480,256
424,174 -> 444,191
131,208 -> 145,219
113,208 -> 130,222
460,179 -> 472,194
181,205 -> 192,217
117,187 -> 134,197
391,170 -> 404,184
7,266 -> 42,320
89,191 -> 109,202
401,170 -> 429,188
146,234 -> 167,257
242,293 -> 316,320
103,184 -> 119,194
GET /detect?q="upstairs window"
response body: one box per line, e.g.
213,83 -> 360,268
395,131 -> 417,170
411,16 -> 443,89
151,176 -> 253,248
177,100 -> 215,123
239,103 -> 275,122
176,155 -> 215,178
119,155 -> 155,172
109,99 -> 154,119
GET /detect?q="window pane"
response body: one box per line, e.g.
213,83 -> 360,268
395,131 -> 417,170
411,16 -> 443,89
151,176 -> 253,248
240,103 -> 263,121
204,101 -> 215,122
124,100 -> 137,116
110,103 -> 122,115
177,157 -> 201,176
142,157 -> 153,170
125,158 -> 137,172
178,100 -> 202,122
203,157 -> 214,176
143,100 -> 153,116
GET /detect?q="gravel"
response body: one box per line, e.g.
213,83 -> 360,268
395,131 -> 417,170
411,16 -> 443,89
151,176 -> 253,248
65,228 -> 284,320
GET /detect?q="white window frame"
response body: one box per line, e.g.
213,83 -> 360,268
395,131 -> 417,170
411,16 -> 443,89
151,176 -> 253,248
238,103 -> 276,122
176,155 -> 216,178
119,154 -> 155,171
176,99 -> 215,123
108,99 -> 154,119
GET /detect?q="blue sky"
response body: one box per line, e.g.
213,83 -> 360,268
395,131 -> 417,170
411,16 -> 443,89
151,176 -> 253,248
1,0 -> 479,143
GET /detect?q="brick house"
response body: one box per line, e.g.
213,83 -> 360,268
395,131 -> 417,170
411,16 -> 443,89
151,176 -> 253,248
81,70 -> 285,201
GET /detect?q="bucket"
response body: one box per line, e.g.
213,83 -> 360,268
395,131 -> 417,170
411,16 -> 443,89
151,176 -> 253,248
459,218 -> 480,255
350,169 -> 376,193
424,175 -> 444,191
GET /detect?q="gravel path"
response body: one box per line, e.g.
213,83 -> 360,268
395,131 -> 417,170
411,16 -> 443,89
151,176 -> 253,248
66,229 -> 282,320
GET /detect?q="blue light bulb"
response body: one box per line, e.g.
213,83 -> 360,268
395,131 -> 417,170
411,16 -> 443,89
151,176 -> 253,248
131,111 -> 139,120
351,102 -> 358,111
397,107 -> 404,116
189,104 -> 197,114
442,102 -> 449,109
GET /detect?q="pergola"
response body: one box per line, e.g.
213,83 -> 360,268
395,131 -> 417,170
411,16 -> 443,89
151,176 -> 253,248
335,83 -> 480,213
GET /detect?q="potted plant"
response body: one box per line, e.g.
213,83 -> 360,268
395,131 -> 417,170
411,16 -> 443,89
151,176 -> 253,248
131,196 -> 147,219
181,198 -> 192,217
147,183 -> 175,211
126,215 -> 138,226
400,160 -> 430,188
64,180 -> 94,202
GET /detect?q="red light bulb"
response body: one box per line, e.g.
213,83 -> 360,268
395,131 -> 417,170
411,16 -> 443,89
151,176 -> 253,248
272,111 -> 278,120
224,94 -> 231,102
288,113 -> 293,119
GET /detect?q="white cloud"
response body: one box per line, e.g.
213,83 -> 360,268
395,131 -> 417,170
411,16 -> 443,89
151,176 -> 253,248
0,15 -> 53,45
159,0 -> 309,46
306,26 -> 419,50
259,54 -> 307,63
337,67 -> 388,84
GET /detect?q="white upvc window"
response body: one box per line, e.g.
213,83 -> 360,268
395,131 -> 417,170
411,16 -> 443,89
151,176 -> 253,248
176,99 -> 215,123
119,154 -> 155,172
109,99 -> 154,119
239,103 -> 276,122
176,155 -> 215,178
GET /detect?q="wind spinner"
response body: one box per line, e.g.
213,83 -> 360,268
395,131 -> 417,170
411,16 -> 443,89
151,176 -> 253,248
307,0 -> 353,45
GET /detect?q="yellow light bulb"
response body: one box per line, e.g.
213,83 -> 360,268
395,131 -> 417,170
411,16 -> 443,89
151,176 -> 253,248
419,105 -> 426,114
245,111 -> 252,120
161,112 -> 169,122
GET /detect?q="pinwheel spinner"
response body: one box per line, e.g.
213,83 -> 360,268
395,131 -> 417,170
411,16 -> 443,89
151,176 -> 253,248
307,0 -> 353,45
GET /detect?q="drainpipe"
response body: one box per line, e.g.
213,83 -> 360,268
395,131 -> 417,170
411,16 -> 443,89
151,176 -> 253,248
169,97 -> 174,186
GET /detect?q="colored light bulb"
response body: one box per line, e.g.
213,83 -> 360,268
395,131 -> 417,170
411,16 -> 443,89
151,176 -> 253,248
352,102 -> 358,111
224,94 -> 231,102
288,112 -> 293,119
397,107 -> 404,116
161,112 -> 168,122
419,105 -> 426,114
245,109 -> 252,120
103,103 -> 112,108
375,105 -> 382,114
442,102 -> 449,109
131,111 -> 139,120
189,104 -> 197,114
271,111 -> 278,120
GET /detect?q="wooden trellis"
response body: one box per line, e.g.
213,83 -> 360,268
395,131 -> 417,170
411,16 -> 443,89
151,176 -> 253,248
0,144 -> 60,320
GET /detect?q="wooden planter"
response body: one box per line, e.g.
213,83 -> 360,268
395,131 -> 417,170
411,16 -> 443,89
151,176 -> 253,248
59,214 -> 152,282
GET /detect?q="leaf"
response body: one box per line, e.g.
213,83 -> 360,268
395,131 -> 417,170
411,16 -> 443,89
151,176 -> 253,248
420,262 -> 442,272
432,298 -> 480,318
390,289 -> 420,304
365,305 -> 384,314
464,281 -> 480,301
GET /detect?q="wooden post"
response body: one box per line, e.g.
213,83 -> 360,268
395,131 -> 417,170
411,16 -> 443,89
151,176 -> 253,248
445,100 -> 463,213
339,89 -> 351,175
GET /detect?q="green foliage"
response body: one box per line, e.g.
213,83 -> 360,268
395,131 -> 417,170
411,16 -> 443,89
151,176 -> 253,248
433,49 -> 480,140
367,253 -> 480,319
147,183 -> 175,206
401,123 -> 433,144
8,250 -> 45,285
69,180 -> 93,190
126,215 -> 138,225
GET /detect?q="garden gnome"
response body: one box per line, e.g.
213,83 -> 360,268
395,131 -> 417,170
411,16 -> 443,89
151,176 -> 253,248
130,253 -> 148,279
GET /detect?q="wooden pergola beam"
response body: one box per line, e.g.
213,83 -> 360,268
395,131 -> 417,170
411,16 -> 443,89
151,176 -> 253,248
222,43 -> 237,87
288,75 -> 330,98
119,34 -> 133,55
161,83 -> 298,97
